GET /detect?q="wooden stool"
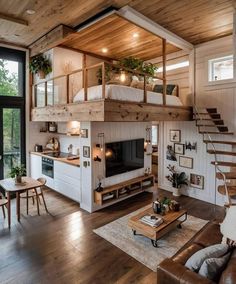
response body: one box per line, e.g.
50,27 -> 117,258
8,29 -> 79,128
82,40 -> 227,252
20,178 -> 49,215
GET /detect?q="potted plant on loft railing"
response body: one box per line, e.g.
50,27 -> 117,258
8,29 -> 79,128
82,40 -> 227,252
166,164 -> 188,197
29,54 -> 52,79
10,165 -> 26,185
96,57 -> 157,84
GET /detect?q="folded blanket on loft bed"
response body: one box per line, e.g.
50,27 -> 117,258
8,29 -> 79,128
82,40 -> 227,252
73,84 -> 182,106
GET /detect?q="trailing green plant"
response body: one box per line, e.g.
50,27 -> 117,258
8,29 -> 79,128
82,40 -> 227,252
96,57 -> 158,84
166,164 -> 188,188
29,54 -> 52,76
10,165 -> 26,178
120,57 -> 143,71
120,56 -> 158,76
96,64 -> 113,84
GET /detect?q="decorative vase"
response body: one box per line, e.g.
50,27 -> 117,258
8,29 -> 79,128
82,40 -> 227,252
15,176 -> 22,184
172,187 -> 181,197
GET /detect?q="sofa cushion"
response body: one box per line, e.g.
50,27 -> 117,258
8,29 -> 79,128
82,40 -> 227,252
185,244 -> 229,272
198,252 -> 231,281
219,249 -> 236,284
194,223 -> 222,247
173,243 -> 204,265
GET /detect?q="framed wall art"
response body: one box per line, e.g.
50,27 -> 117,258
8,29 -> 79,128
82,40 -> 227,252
83,146 -> 90,158
190,173 -> 204,189
179,156 -> 193,169
170,130 -> 181,142
174,143 -> 185,155
80,129 -> 88,138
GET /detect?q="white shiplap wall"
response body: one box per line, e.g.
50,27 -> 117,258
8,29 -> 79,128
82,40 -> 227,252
158,35 -> 236,206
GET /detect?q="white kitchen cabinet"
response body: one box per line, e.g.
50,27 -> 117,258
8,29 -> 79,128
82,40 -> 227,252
30,154 -> 42,179
30,154 -> 81,203
54,161 -> 81,202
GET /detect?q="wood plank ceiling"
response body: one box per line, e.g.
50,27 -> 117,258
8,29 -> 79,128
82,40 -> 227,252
61,14 -> 179,60
0,0 -> 234,47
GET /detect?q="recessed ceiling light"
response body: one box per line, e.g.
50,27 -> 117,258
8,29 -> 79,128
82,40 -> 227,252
26,9 -> 36,15
132,33 -> 139,38
101,48 -> 108,53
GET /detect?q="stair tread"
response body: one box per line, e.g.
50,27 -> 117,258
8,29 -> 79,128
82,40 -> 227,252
207,150 -> 236,156
211,161 -> 236,167
196,118 -> 223,121
218,185 -> 236,196
216,172 -> 236,180
204,140 -> 236,145
198,124 -> 227,127
199,131 -> 233,135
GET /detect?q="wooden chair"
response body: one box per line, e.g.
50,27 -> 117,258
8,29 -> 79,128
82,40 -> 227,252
20,177 -> 49,215
0,192 -> 8,220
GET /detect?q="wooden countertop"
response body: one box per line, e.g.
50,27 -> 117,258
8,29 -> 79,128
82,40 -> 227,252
30,152 -> 80,167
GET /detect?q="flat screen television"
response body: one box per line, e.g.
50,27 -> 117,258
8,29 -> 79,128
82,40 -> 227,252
105,138 -> 144,177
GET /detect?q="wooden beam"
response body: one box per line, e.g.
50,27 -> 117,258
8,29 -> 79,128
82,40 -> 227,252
118,6 -> 193,52
31,101 -> 105,122
0,12 -> 28,26
162,38 -> 167,106
29,24 -> 75,57
104,101 -> 193,122
31,100 -> 192,122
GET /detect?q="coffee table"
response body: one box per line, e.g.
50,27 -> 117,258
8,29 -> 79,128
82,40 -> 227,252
128,206 -> 187,247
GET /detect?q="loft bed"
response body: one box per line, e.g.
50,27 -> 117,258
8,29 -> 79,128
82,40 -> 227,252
30,10 -> 193,122
31,61 -> 192,122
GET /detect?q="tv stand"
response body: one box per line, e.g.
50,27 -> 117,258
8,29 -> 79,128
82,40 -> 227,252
94,174 -> 154,206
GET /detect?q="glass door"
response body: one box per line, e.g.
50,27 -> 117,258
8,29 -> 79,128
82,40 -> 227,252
0,46 -> 25,180
0,108 -> 23,178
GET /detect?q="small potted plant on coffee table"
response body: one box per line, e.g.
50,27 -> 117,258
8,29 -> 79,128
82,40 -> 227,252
10,165 -> 26,184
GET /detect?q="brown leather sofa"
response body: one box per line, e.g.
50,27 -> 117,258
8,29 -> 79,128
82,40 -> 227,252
157,222 -> 236,284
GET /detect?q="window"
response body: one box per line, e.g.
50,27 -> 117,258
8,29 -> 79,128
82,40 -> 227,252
0,46 -> 25,179
157,61 -> 189,73
208,55 -> 233,82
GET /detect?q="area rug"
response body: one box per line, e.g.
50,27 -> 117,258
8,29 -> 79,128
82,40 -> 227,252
94,204 -> 208,271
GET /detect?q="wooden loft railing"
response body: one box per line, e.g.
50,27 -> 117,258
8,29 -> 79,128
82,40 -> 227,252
32,61 -> 166,108
32,59 -> 167,109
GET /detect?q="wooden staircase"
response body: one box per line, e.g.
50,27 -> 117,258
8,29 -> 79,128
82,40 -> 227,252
194,107 -> 236,205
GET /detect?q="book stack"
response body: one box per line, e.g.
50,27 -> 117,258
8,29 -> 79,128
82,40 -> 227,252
140,215 -> 164,227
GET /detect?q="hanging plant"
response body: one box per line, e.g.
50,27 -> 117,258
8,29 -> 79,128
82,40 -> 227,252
29,54 -> 52,79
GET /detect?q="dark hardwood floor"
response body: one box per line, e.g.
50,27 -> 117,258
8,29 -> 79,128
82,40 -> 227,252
0,186 -> 225,284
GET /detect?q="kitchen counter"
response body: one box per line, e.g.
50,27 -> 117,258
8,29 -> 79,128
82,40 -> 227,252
30,151 -> 80,167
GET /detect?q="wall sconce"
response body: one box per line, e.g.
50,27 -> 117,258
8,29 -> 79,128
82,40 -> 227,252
94,155 -> 101,162
94,133 -> 105,162
97,133 -> 105,151
145,127 -> 152,144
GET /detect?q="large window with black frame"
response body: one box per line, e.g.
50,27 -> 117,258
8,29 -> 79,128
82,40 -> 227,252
0,46 -> 26,179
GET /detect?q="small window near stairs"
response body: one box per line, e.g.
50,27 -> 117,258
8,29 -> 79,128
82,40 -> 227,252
208,55 -> 234,82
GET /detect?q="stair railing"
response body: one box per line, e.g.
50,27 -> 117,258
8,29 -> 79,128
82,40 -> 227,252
193,105 -> 231,206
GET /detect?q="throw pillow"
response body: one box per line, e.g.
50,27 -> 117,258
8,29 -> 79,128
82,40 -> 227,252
198,252 -> 231,281
130,80 -> 153,91
221,206 -> 236,243
153,84 -> 176,95
185,244 -> 229,272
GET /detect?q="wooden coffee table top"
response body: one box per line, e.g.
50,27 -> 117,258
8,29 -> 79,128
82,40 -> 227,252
128,206 -> 187,240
